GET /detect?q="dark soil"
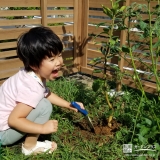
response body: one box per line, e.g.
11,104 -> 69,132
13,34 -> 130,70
66,73 -> 121,143
71,116 -> 121,144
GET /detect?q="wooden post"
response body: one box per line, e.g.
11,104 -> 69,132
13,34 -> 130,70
40,0 -> 47,27
80,0 -> 89,69
116,0 -> 130,91
73,0 -> 82,71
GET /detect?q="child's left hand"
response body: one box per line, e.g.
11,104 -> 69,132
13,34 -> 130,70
70,102 -> 85,112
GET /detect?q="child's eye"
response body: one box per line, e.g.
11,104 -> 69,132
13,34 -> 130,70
50,58 -> 55,61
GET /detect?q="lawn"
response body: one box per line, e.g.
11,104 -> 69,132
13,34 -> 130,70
0,74 -> 160,160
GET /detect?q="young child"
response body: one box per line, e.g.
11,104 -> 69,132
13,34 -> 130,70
0,26 -> 84,155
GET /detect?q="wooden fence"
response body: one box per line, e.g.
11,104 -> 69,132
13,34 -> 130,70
0,0 -> 159,94
0,0 -> 79,85
80,0 -> 159,94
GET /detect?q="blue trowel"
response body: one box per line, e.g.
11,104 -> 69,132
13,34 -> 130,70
71,102 -> 95,133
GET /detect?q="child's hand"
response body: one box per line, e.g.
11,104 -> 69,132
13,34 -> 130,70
71,102 -> 85,112
42,120 -> 58,134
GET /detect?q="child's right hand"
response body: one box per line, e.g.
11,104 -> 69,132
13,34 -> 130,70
42,120 -> 58,134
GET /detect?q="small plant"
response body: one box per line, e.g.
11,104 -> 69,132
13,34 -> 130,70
90,0 -> 126,127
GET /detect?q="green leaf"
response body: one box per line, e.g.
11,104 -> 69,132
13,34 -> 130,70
102,5 -> 113,18
139,20 -> 148,30
137,134 -> 148,144
145,130 -> 159,139
122,46 -> 130,53
111,1 -> 119,15
103,28 -> 110,34
106,55 -> 115,59
119,6 -> 126,12
109,39 -> 116,45
92,79 -> 103,92
97,22 -> 106,28
91,60 -> 103,67
94,31 -> 109,39
147,73 -> 153,80
113,1 -> 119,10
155,4 -> 160,9
142,52 -> 150,56
101,42 -> 108,47
154,143 -> 160,151
94,42 -> 101,45
151,126 -> 157,132
144,118 -> 152,126
101,47 -> 107,55
139,125 -> 150,136
89,57 -> 102,64
153,40 -> 160,48
112,36 -> 119,41
89,60 -> 95,64
136,156 -> 146,160
132,43 -> 141,51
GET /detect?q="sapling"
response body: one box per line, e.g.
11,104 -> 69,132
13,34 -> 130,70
90,0 -> 126,127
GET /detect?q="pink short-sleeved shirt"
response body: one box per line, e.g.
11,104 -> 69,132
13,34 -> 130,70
0,68 -> 49,131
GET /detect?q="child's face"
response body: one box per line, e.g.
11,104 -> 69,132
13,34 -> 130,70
34,53 -> 63,81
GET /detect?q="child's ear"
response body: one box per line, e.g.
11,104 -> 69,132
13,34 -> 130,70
29,65 -> 38,71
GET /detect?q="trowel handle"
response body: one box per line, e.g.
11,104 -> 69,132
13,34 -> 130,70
71,102 -> 88,116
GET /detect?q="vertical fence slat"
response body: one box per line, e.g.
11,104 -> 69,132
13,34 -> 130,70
116,0 -> 130,91
73,0 -> 82,70
41,0 -> 47,26
80,0 -> 89,69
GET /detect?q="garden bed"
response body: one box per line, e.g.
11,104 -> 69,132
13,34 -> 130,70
0,73 -> 159,160
66,74 -> 121,140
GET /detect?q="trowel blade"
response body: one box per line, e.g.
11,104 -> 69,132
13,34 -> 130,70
85,115 -> 95,133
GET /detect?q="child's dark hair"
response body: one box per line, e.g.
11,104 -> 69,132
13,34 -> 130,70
17,26 -> 63,71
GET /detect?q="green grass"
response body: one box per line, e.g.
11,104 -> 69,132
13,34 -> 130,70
0,76 -> 160,160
